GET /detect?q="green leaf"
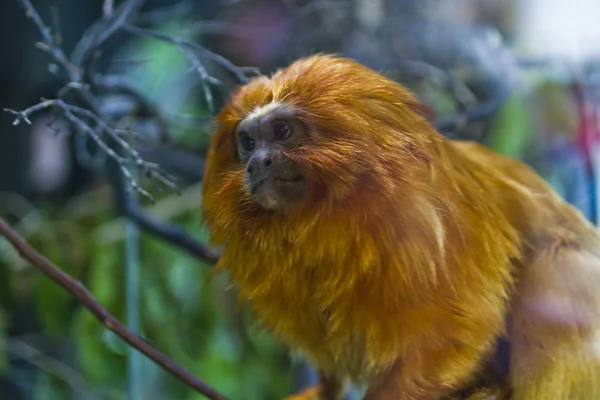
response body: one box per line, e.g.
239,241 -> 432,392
485,93 -> 533,159
72,242 -> 126,385
37,273 -> 72,334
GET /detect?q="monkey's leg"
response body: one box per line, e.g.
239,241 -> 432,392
442,381 -> 510,400
283,371 -> 347,400
449,386 -> 511,400
509,246 -> 600,400
362,338 -> 494,400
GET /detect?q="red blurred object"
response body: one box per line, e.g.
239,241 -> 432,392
220,1 -> 294,68
572,80 -> 600,174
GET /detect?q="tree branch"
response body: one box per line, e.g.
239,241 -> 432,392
123,24 -> 259,84
121,197 -> 221,263
103,0 -> 115,17
70,0 -> 145,70
435,83 -> 509,134
17,0 -> 80,82
0,217 -> 229,400
4,99 -> 177,204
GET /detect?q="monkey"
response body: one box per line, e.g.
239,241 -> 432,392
201,53 -> 600,400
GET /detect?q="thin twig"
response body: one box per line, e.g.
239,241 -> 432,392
17,0 -> 80,81
400,60 -> 478,108
103,0 -> 115,17
122,197 -> 221,263
50,5 -> 63,45
180,46 -> 216,114
70,0 -> 145,69
0,218 -> 229,400
17,0 -> 102,115
92,73 -> 171,140
4,99 -> 177,203
124,24 -> 258,84
435,84 -> 509,133
136,0 -> 196,26
183,21 -> 262,39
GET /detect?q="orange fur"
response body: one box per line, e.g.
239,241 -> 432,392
202,54 -> 600,399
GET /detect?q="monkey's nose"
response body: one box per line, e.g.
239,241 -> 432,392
247,153 -> 273,177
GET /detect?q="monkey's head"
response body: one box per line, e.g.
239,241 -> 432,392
234,101 -> 309,210
202,54 -> 437,238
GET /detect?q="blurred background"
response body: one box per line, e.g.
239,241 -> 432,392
1,0 -> 600,399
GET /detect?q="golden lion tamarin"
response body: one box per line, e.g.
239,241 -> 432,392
201,54 -> 600,400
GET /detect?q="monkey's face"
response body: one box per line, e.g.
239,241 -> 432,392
235,102 -> 309,211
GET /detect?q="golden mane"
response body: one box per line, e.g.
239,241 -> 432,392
201,54 -> 522,377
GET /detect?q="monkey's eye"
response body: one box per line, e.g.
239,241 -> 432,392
239,133 -> 255,151
274,122 -> 292,140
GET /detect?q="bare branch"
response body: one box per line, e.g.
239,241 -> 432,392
124,24 -> 259,84
49,5 -> 63,45
435,84 -> 509,133
4,99 -> 54,125
93,74 -> 168,123
400,60 -> 478,108
136,0 -> 196,26
103,0 -> 115,17
57,81 -> 92,97
16,0 -> 102,115
4,99 -> 177,203
180,46 -> 217,114
122,196 -> 221,263
70,0 -> 145,68
17,0 -> 80,81
0,217 -> 229,400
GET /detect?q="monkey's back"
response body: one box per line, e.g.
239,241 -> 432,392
451,139 -> 600,399
450,139 -> 600,248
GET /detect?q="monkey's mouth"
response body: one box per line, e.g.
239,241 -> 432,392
252,175 -> 303,189
273,175 -> 303,183
245,174 -> 306,210
249,175 -> 304,197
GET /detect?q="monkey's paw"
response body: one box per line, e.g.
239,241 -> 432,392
281,385 -> 322,400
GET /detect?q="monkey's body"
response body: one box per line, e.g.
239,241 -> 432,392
202,55 -> 600,399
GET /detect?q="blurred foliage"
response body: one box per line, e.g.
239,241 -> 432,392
0,183 -> 292,399
485,92 -> 532,160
